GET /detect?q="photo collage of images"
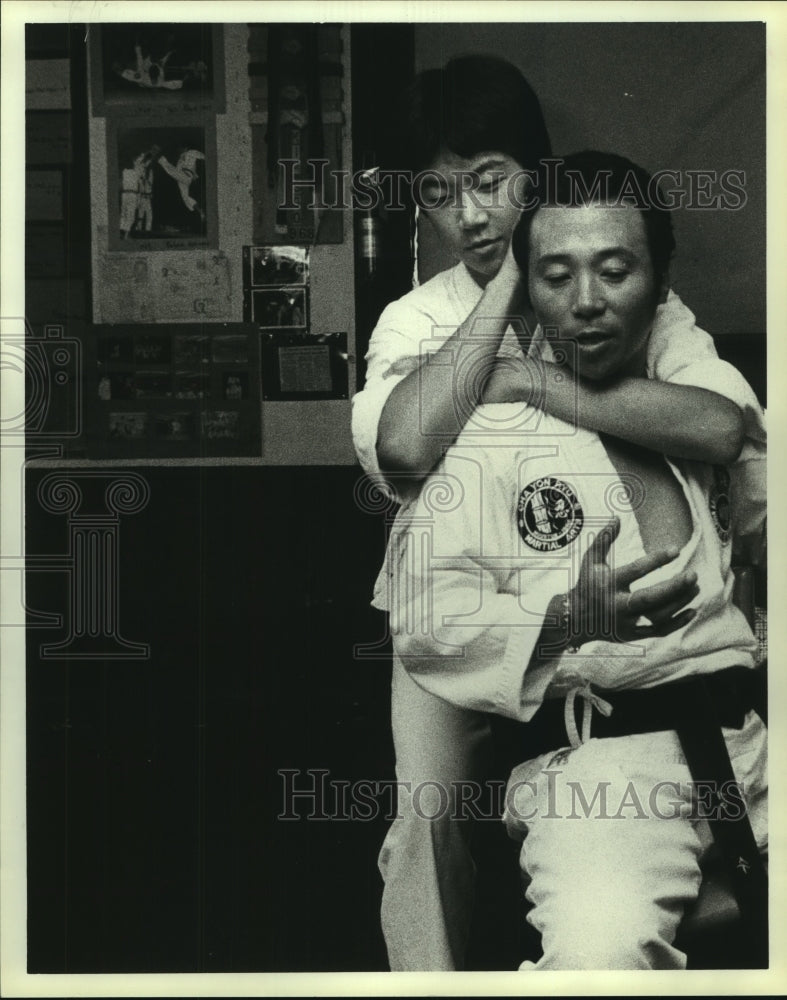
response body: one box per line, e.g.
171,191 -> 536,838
91,325 -> 260,457
243,245 -> 348,401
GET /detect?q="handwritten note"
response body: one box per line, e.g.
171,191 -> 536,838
98,252 -> 233,323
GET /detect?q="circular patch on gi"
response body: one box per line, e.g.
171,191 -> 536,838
517,477 -> 584,551
709,465 -> 731,543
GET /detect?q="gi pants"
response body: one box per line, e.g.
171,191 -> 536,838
379,654 -> 767,971
504,712 -> 768,970
378,654 -> 491,970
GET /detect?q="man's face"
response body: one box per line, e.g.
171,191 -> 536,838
420,149 -> 526,287
527,204 -> 664,382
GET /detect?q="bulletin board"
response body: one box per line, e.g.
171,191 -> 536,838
83,22 -> 358,464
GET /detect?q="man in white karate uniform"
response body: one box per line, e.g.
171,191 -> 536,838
352,56 -> 765,970
388,151 -> 767,970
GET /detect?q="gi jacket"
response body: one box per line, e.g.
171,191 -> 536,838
389,401 -> 760,724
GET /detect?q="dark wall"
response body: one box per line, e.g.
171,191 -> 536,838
23,21 -> 529,975
26,464 -> 535,972
26,466 -> 394,972
415,22 -> 766,340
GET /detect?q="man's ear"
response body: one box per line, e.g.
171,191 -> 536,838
657,268 -> 671,306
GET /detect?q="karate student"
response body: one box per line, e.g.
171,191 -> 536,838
389,150 -> 766,970
351,55 -> 764,970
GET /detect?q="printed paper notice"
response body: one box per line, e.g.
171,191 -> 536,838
278,345 -> 332,393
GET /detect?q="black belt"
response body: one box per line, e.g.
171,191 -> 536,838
523,664 -> 766,756
492,664 -> 769,965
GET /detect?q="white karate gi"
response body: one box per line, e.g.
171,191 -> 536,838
389,399 -> 766,969
351,261 -> 766,970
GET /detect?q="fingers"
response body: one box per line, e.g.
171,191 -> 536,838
627,571 -> 698,619
631,607 -> 696,640
584,517 -> 620,567
637,591 -> 698,627
616,545 -> 680,587
619,569 -> 699,643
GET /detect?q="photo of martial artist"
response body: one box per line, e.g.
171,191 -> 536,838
118,147 -> 155,239
98,23 -> 217,98
112,125 -> 213,244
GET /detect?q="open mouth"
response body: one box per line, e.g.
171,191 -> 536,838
466,238 -> 501,255
575,330 -> 615,347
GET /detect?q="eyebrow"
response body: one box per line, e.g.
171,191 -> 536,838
471,157 -> 507,174
421,158 -> 507,189
421,176 -> 449,190
536,247 -> 639,265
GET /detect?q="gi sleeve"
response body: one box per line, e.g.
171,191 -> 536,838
647,290 -> 720,381
668,358 -> 766,565
390,446 -> 562,721
647,290 -> 765,457
351,296 -> 440,489
647,290 -> 766,564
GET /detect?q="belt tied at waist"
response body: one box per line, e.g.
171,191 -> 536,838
516,663 -> 768,965
527,664 -> 766,755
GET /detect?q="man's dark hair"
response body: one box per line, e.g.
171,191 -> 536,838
397,55 -> 552,175
511,150 -> 676,291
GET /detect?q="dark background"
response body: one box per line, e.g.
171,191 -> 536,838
25,465 -> 530,972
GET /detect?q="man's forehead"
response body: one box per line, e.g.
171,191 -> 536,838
530,204 -> 648,257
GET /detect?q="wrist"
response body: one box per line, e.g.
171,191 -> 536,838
486,265 -> 523,311
482,357 -> 541,405
561,590 -> 586,652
